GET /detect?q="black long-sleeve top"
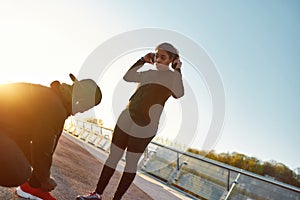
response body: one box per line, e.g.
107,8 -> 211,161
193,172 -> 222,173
123,59 -> 184,126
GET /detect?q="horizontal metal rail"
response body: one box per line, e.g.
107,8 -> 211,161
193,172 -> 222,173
65,118 -> 300,197
151,141 -> 300,194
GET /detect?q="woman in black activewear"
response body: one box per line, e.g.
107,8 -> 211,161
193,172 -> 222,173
77,42 -> 184,200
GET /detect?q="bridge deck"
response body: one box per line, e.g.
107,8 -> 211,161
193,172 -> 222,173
0,133 -> 190,200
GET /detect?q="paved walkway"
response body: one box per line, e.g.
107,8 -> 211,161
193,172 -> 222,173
0,133 -> 193,200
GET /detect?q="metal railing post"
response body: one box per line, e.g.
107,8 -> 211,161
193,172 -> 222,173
224,173 -> 241,200
168,152 -> 187,184
227,169 -> 230,191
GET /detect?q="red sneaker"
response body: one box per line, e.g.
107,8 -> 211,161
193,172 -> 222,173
16,182 -> 56,200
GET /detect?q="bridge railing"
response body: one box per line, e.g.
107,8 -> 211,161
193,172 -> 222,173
63,118 -> 300,200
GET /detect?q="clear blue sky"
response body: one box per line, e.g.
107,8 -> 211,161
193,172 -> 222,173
0,0 -> 299,170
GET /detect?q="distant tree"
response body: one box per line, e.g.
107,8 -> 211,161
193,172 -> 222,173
261,161 -> 300,187
187,148 -> 206,156
230,152 -> 246,168
217,152 -> 231,165
206,150 -> 218,160
262,161 -> 276,178
247,157 -> 263,175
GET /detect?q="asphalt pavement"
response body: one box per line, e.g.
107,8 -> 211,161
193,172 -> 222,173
0,133 -> 192,200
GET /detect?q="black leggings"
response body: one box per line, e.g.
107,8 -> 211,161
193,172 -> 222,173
95,125 -> 154,199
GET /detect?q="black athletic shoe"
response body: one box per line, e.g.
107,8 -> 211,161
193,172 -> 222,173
76,192 -> 102,200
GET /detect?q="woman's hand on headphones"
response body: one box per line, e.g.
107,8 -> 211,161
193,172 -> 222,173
143,53 -> 155,64
172,57 -> 182,69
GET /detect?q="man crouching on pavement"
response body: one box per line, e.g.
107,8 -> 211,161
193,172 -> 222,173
0,74 -> 102,200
